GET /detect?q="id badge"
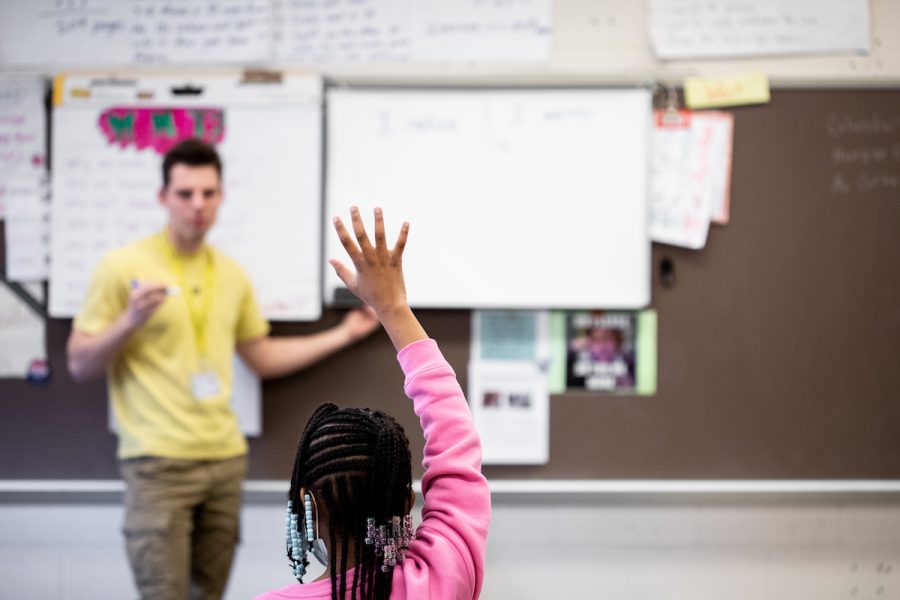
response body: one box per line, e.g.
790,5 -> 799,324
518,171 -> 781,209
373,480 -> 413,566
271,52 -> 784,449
191,370 -> 221,401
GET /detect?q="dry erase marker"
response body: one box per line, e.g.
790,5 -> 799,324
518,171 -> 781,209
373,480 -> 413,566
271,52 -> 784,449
131,280 -> 181,296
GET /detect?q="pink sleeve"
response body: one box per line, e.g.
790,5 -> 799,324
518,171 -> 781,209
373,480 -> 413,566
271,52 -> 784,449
392,339 -> 491,600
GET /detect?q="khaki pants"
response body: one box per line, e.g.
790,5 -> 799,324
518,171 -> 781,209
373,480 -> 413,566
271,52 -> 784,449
119,455 -> 248,600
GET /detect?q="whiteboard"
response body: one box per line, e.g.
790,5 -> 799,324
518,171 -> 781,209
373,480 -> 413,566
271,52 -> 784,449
49,74 -> 322,321
325,88 -> 651,309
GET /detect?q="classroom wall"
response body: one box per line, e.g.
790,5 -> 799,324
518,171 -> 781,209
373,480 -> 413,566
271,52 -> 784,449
3,1 -> 900,599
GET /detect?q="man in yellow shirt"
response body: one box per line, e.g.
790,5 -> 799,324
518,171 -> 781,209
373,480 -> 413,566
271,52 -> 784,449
67,139 -> 379,600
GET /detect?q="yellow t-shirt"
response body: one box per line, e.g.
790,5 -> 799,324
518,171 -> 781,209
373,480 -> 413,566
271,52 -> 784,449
74,232 -> 270,460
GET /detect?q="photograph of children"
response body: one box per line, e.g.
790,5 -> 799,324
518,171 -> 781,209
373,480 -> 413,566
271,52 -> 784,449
566,311 -> 637,392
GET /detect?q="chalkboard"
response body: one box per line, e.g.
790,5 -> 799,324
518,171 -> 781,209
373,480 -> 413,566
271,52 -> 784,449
1,89 -> 899,481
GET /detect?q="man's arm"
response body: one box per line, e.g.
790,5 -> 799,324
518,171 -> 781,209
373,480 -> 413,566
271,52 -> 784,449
67,282 -> 168,381
236,307 -> 379,379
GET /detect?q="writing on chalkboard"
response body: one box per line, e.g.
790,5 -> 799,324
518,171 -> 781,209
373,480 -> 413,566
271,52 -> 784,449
827,113 -> 900,197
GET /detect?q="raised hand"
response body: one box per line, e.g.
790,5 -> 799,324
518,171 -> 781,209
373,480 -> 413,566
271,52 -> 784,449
329,206 -> 409,317
330,206 -> 425,351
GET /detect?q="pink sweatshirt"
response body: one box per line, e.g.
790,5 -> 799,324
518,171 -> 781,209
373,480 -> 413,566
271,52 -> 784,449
254,338 -> 491,600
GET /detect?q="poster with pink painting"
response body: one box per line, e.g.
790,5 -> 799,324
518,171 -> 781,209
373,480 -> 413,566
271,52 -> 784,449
98,107 -> 225,154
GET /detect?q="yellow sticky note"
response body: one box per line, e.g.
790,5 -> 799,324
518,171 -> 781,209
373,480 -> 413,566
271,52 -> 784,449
684,73 -> 771,109
52,75 -> 66,107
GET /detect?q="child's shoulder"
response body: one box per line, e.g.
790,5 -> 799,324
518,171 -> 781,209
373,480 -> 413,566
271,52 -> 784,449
252,585 -> 298,599
254,581 -> 333,599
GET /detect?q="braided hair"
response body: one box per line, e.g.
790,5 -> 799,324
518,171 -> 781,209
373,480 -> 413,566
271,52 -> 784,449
288,403 -> 413,600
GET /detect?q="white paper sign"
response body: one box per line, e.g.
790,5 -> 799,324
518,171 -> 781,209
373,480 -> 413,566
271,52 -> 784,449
276,0 -> 551,64
409,0 -> 552,63
0,0 -> 272,67
231,354 -> 262,436
468,361 -> 549,465
648,0 -> 870,59
1,77 -> 50,281
2,1 -> 552,67
469,310 -> 550,465
0,283 -> 46,379
649,111 -> 733,249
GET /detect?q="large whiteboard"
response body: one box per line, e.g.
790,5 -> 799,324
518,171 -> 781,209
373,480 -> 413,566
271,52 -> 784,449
325,88 -> 651,309
49,74 -> 322,320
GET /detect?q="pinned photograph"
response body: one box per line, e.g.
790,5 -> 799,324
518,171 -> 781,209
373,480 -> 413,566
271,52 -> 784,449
566,311 -> 636,392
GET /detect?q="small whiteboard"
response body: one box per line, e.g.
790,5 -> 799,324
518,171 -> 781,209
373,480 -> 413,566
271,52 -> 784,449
49,74 -> 323,320
325,88 -> 651,309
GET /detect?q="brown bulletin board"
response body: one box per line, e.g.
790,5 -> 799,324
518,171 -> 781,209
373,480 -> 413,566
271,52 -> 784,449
1,89 -> 899,481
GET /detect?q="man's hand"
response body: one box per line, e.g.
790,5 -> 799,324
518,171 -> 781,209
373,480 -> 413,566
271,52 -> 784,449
125,282 -> 168,329
340,306 -> 381,342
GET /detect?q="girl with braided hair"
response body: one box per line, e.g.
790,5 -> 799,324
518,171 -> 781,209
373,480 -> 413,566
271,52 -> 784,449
255,207 -> 491,600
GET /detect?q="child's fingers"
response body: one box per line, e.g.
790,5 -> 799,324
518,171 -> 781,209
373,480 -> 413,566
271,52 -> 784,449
333,216 -> 364,265
373,207 -> 386,250
392,221 -> 410,258
329,259 -> 356,290
349,206 -> 374,253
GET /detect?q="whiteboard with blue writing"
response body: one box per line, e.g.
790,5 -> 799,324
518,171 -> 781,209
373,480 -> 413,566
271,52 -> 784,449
325,88 -> 652,309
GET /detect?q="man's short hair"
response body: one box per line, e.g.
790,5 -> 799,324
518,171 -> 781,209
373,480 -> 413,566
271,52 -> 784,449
162,139 -> 222,187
